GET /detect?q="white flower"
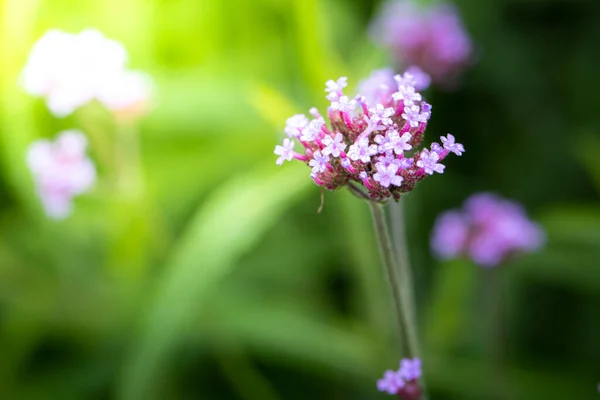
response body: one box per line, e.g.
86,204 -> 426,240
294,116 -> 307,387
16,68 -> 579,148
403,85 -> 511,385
283,114 -> 309,138
322,132 -> 347,158
369,104 -> 395,126
330,96 -> 356,113
325,77 -> 348,101
309,151 -> 330,174
97,70 -> 153,116
274,138 -> 295,165
347,137 -> 378,163
21,29 -> 128,117
300,118 -> 324,142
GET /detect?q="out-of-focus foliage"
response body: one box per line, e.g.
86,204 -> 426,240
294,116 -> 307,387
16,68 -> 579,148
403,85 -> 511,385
0,0 -> 598,399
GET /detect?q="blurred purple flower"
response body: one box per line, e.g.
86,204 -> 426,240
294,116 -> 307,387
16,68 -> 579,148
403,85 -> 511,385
431,193 -> 545,267
27,130 -> 96,219
377,369 -> 405,395
357,68 -> 397,107
399,357 -> 422,381
377,358 -> 422,398
371,0 -> 473,87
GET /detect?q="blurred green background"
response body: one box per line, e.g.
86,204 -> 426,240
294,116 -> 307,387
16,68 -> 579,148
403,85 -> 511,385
0,0 -> 599,399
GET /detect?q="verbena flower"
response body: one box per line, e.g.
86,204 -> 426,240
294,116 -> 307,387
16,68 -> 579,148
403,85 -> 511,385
377,357 -> 423,399
371,0 -> 473,87
431,193 -> 545,267
274,71 -> 464,202
21,28 -> 153,117
26,130 -> 96,218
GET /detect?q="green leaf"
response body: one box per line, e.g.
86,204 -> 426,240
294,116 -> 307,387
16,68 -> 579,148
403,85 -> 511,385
119,161 -> 312,400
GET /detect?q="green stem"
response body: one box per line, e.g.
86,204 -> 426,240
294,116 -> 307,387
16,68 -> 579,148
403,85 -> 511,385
390,200 -> 429,399
482,268 -> 510,400
368,201 -> 420,359
115,120 -> 144,198
390,200 -> 418,333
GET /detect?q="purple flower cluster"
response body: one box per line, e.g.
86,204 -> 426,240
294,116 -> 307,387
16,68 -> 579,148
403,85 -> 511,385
371,0 -> 473,87
274,70 -> 464,202
377,358 -> 422,399
26,130 -> 96,218
431,193 -> 545,267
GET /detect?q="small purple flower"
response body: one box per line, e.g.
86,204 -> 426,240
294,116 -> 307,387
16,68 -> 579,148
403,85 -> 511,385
284,114 -> 309,138
400,157 -> 414,169
430,142 -> 444,155
393,83 -> 422,106
369,104 -> 395,126
300,118 -> 324,142
274,138 -> 295,165
431,211 -> 469,259
377,358 -> 422,397
399,358 -> 422,382
377,370 -> 405,395
330,95 -> 356,113
376,152 -> 402,168
402,104 -> 428,128
325,76 -> 348,101
387,129 -> 413,155
322,132 -> 347,158
347,136 -> 378,163
357,68 -> 397,107
417,149 -> 445,175
26,130 -> 96,218
405,66 -> 431,91
308,150 -> 330,174
373,162 -> 404,188
441,133 -> 465,156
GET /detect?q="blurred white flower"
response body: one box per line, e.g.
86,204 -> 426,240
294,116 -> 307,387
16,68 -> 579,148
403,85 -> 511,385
21,28 -> 153,118
97,70 -> 154,118
27,130 -> 96,218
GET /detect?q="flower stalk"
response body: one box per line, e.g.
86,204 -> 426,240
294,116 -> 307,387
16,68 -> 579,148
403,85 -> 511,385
368,201 -> 420,360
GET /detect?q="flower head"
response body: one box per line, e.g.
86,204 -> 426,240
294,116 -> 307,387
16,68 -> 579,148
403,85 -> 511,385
27,130 -> 96,218
377,370 -> 405,395
274,71 -> 464,201
431,193 -> 545,267
377,358 -> 423,398
370,1 -> 473,87
399,358 -> 422,382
